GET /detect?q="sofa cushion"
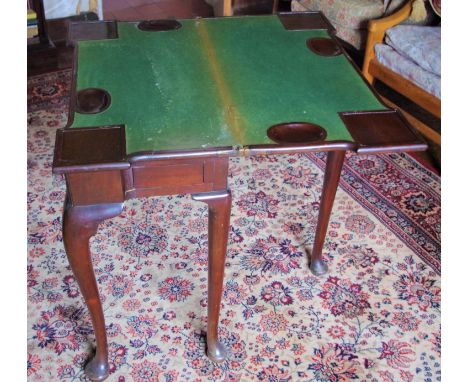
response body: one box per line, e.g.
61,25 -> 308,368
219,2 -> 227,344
385,25 -> 441,76
375,43 -> 440,98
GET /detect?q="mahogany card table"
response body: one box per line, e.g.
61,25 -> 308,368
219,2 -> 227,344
52,12 -> 426,381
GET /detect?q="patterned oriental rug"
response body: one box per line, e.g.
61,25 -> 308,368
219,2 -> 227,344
27,70 -> 441,382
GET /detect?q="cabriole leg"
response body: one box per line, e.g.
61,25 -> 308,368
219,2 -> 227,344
62,195 -> 123,381
309,150 -> 346,276
192,190 -> 232,363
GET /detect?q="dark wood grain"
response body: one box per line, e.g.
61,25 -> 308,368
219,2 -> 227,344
278,11 -> 336,32
51,13 -> 430,380
66,170 -> 125,205
192,190 -> 232,363
309,150 -> 345,276
124,157 -> 229,198
62,196 -> 124,381
68,20 -> 118,42
53,126 -> 128,173
340,109 -> 428,154
267,122 -> 327,144
306,37 -> 342,56
247,141 -> 355,156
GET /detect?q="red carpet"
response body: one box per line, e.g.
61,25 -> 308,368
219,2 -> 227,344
28,70 -> 440,381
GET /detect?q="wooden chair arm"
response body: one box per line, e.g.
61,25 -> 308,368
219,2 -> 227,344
362,1 -> 414,82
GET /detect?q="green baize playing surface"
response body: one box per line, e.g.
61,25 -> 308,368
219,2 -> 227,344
71,16 -> 384,154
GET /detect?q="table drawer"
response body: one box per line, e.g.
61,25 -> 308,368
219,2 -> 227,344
125,157 -> 229,198
133,162 -> 204,189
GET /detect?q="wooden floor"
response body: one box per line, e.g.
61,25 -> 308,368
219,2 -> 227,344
103,0 -> 214,20
27,0 -> 440,172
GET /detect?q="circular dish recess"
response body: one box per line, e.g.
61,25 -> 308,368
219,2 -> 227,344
306,37 -> 342,56
267,122 -> 327,144
75,88 -> 111,114
137,19 -> 182,32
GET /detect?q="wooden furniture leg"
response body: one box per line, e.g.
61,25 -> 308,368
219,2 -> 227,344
192,190 -> 232,363
309,150 -> 345,276
62,195 -> 124,381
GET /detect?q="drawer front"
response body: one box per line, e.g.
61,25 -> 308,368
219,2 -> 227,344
125,157 -> 229,198
133,162 -> 204,189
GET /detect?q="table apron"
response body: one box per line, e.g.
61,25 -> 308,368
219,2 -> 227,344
65,156 -> 230,206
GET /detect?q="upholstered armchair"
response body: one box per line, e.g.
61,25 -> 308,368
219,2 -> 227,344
291,0 -> 411,50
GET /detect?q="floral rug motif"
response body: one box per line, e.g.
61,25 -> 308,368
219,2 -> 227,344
27,70 -> 441,382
